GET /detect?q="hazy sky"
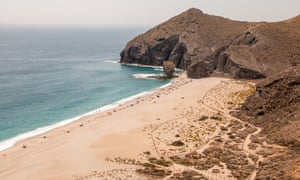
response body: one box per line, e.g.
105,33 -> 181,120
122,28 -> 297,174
0,0 -> 299,26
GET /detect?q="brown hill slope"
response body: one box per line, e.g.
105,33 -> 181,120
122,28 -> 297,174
119,8 -> 300,179
121,8 -> 249,69
120,8 -> 300,79
236,65 -> 300,179
240,65 -> 300,148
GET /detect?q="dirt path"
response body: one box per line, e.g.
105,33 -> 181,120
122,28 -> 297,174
243,126 -> 263,180
199,80 -> 264,180
149,80 -> 263,180
77,79 -> 264,180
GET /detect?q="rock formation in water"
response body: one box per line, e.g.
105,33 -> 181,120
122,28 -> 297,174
120,8 -> 300,79
163,61 -> 176,78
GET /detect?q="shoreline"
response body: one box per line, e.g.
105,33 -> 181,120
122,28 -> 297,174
0,75 -> 261,179
0,79 -> 173,152
120,62 -> 184,72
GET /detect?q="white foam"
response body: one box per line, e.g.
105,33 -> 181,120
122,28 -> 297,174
154,67 -> 164,71
0,116 -> 82,152
104,60 -> 119,64
159,82 -> 172,89
0,82 -> 173,152
132,73 -> 160,80
121,63 -> 159,69
121,63 -> 184,72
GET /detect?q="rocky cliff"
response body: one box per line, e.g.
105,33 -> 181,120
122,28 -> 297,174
120,8 -> 300,79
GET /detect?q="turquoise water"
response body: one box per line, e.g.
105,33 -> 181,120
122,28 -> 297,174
0,27 -> 169,150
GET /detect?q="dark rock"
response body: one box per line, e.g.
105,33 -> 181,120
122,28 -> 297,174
199,115 -> 209,121
120,8 -> 300,79
163,61 -> 176,78
121,34 -> 188,68
143,151 -> 151,155
188,32 -> 266,79
187,61 -> 212,78
120,8 -> 249,70
171,140 -> 185,146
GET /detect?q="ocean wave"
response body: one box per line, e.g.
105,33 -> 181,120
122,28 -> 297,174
121,63 -> 184,72
121,63 -> 160,69
104,60 -> 119,64
0,83 -> 173,152
132,73 -> 160,80
154,67 -> 164,71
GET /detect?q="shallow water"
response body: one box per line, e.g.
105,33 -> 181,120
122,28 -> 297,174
0,26 -> 169,150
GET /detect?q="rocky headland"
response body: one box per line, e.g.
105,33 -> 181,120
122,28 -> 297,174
120,8 -> 300,79
120,8 -> 300,179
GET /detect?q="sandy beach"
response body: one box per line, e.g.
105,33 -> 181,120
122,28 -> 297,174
0,74 -> 265,179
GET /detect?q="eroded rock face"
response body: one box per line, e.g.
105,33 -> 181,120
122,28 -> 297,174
120,8 -> 300,79
120,35 -> 188,68
120,8 -> 249,70
188,32 -> 266,79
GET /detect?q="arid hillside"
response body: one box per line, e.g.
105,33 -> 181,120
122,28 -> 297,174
235,65 -> 300,179
120,8 -> 300,179
120,8 -> 300,79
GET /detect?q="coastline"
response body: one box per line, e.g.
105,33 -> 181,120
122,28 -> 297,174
0,74 -> 259,179
0,78 -> 173,152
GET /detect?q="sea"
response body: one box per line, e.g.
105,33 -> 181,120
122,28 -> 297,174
0,26 -> 170,151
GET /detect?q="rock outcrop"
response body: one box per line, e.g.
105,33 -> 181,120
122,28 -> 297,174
163,61 -> 176,78
120,8 -> 300,79
187,32 -> 266,79
121,8 -> 249,70
121,34 -> 187,68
